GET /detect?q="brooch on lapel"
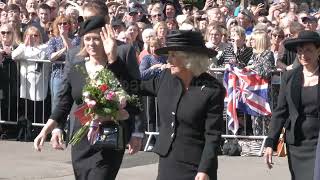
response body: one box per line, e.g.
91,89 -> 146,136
201,85 -> 206,91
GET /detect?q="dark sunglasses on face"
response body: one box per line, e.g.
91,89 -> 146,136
230,21 -> 238,25
28,34 -> 39,37
58,22 -> 68,26
29,12 -> 37,16
129,12 -> 138,16
1,31 -> 11,35
152,14 -> 161,18
272,34 -> 284,39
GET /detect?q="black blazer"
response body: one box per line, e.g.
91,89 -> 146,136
53,43 -> 144,133
265,65 -> 319,149
50,44 -> 144,169
108,60 -> 225,175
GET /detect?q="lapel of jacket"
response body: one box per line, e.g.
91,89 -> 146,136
289,66 -> 303,114
171,76 -> 184,115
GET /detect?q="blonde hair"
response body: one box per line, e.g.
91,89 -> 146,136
230,26 -> 246,38
205,24 -> 222,41
147,37 -> 160,54
174,51 -> 210,76
0,23 -> 21,46
252,31 -> 270,54
23,26 -> 43,45
153,21 -> 167,33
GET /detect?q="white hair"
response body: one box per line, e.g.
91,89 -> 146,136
142,28 -> 156,41
175,51 -> 210,76
179,23 -> 195,31
66,6 -> 79,17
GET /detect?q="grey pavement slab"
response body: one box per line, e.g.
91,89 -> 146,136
0,141 -> 291,180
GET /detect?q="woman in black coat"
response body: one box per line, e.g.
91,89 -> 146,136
106,29 -> 225,180
33,16 -> 143,180
264,30 -> 320,180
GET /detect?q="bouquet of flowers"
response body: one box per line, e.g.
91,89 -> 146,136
69,67 -> 141,145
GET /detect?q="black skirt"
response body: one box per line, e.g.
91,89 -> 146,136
70,120 -> 126,180
157,151 -> 217,180
71,137 -> 125,180
287,139 -> 317,180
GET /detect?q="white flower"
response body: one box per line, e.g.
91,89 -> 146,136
96,80 -> 102,86
84,98 -> 90,103
118,95 -> 127,108
83,91 -> 90,97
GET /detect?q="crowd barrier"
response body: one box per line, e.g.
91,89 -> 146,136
0,59 -> 64,138
144,66 -> 283,156
0,59 -> 283,156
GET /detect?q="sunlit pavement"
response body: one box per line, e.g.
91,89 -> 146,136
0,141 -> 290,180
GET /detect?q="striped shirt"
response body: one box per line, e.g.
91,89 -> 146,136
217,44 -> 253,68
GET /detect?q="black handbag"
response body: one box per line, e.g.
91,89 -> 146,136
91,122 -> 125,150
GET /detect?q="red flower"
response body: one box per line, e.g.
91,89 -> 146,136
99,84 -> 109,92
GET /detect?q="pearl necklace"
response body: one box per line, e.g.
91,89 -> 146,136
304,66 -> 319,77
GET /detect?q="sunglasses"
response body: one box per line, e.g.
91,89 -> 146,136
50,6 -> 57,11
58,22 -> 68,26
129,12 -> 138,16
272,34 -> 284,39
28,34 -> 39,38
29,12 -> 37,16
152,14 -> 162,18
1,31 -> 11,35
230,21 -> 238,25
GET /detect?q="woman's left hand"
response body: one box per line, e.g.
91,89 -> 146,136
101,24 -> 117,64
195,172 -> 209,180
127,136 -> 142,155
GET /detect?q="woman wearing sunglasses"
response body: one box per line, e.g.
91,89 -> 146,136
46,15 -> 79,113
0,23 -> 20,127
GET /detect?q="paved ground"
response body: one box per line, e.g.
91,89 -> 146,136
0,141 -> 290,180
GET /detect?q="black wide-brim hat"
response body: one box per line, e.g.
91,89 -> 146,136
79,16 -> 106,37
284,30 -> 320,52
155,30 -> 217,58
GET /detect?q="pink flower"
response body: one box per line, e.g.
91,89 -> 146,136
87,100 -> 96,108
105,91 -> 116,101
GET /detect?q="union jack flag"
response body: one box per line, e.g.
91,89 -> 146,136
223,65 -> 272,134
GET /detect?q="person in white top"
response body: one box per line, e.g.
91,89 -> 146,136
12,26 -> 50,123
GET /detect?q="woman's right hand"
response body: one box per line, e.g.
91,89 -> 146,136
264,147 -> 274,169
24,35 -> 31,47
34,119 -> 58,152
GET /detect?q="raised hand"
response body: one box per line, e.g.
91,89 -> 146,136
24,34 -> 31,47
100,24 -> 117,64
253,3 -> 265,17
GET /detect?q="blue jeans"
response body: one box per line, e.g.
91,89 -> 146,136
50,70 -> 64,113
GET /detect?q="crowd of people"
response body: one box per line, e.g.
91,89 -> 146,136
0,0 -> 317,179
